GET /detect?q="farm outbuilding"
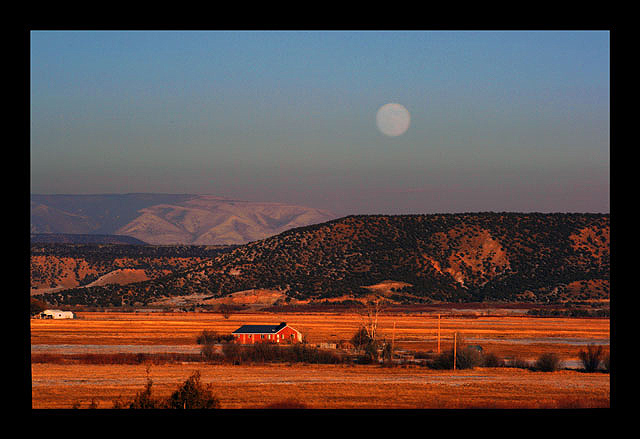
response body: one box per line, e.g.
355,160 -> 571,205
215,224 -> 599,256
232,322 -> 302,344
39,309 -> 75,319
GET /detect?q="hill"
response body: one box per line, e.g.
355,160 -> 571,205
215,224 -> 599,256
30,243 -> 236,295
33,213 -> 609,309
30,193 -> 337,245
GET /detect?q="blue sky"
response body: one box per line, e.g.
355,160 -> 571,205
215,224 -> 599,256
30,31 -> 610,216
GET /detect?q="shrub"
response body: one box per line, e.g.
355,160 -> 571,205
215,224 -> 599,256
534,353 -> 563,372
578,344 -> 605,372
381,342 -> 394,365
112,395 -> 128,409
351,327 -> 373,351
507,356 -> 531,369
456,346 -> 484,369
429,350 -> 454,370
114,370 -> 220,409
222,342 -> 244,365
200,344 -> 224,363
285,343 -> 344,364
196,330 -> 217,344
197,330 -> 233,345
165,371 -> 220,409
129,374 -> 162,409
32,352 -> 203,365
429,347 -> 483,370
218,341 -> 347,365
482,352 -> 505,368
247,342 -> 280,363
359,341 -> 381,364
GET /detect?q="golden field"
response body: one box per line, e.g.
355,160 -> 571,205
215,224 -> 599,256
31,363 -> 610,409
30,311 -> 610,409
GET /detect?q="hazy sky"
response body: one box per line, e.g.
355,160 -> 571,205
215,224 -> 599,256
30,30 -> 610,216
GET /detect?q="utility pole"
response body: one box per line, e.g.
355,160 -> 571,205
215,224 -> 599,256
437,314 -> 441,354
391,321 -> 396,352
453,332 -> 457,372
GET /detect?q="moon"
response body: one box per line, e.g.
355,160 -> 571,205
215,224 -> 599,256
376,103 -> 410,137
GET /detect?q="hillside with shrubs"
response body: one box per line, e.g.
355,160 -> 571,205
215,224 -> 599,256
30,243 -> 236,292
33,212 -> 609,308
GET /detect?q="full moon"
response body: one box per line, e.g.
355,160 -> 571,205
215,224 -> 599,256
376,103 -> 410,137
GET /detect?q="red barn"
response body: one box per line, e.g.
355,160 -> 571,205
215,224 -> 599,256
232,322 -> 302,344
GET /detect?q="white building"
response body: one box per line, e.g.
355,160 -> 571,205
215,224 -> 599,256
40,309 -> 75,319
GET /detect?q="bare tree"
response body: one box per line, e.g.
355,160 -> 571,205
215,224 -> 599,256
361,296 -> 382,341
579,344 -> 605,372
354,296 -> 385,362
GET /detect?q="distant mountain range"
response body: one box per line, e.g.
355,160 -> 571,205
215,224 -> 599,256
30,233 -> 148,245
30,194 -> 337,245
35,213 -> 610,308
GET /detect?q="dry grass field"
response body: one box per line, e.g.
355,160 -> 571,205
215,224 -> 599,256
31,363 -> 610,409
30,310 -> 610,409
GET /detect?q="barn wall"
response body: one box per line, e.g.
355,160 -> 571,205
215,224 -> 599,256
232,326 -> 302,344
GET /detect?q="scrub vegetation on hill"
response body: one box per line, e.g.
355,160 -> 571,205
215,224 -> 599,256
33,213 -> 609,309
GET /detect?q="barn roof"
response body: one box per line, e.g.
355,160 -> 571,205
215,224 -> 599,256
232,322 -> 288,334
